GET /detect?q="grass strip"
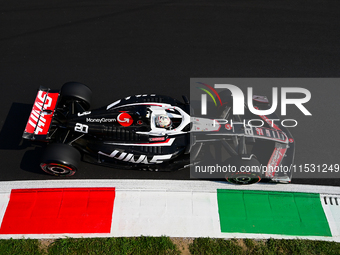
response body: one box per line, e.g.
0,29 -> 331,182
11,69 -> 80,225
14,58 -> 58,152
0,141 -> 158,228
0,238 -> 42,255
1,237 -> 340,254
189,238 -> 340,255
47,236 -> 180,255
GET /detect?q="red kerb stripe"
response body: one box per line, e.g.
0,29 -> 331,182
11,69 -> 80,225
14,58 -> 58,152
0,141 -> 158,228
0,188 -> 115,234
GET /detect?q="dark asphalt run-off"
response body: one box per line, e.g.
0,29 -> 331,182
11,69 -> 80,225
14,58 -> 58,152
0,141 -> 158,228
0,0 -> 339,186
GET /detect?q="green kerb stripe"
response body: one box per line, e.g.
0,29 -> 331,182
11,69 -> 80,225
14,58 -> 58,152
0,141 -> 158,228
217,190 -> 331,236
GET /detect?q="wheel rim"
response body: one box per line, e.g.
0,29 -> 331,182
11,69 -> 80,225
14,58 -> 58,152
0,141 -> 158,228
41,163 -> 75,176
227,174 -> 261,185
235,176 -> 252,183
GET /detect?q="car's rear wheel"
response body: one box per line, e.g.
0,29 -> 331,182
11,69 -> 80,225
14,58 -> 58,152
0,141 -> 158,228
40,143 -> 81,176
60,82 -> 92,111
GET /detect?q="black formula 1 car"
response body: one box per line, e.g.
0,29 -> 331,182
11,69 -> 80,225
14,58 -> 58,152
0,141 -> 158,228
22,82 -> 295,184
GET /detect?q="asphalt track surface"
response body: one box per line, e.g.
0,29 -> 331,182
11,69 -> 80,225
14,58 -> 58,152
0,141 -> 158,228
0,1 -> 339,186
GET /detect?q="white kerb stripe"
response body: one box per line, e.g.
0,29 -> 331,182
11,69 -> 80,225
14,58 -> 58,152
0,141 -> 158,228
110,190 -> 221,237
0,192 -> 11,229
321,194 -> 340,238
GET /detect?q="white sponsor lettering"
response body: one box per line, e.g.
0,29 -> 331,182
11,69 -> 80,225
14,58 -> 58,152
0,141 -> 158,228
98,150 -> 172,164
213,118 -> 298,128
29,91 -> 53,134
37,90 -> 52,108
86,118 -> 116,123
78,111 -> 91,116
75,123 -> 89,133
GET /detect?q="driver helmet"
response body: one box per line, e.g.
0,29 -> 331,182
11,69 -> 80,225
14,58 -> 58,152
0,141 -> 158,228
155,114 -> 172,128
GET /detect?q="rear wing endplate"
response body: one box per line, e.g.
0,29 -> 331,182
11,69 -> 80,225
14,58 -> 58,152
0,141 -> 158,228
22,87 -> 60,140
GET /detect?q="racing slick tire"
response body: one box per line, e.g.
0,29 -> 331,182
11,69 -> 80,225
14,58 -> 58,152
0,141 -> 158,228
60,82 -> 92,110
40,143 -> 81,176
225,155 -> 262,185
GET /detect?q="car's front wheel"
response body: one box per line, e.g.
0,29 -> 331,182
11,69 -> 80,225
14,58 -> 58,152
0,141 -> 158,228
226,172 -> 262,185
225,155 -> 262,185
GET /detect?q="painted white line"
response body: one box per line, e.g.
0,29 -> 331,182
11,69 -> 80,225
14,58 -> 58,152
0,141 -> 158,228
0,233 -> 112,240
0,192 -> 10,230
0,180 -> 340,194
0,232 -> 338,242
218,233 -> 340,242
321,194 -> 340,238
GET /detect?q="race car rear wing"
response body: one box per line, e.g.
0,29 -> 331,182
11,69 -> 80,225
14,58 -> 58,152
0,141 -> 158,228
22,87 -> 60,140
